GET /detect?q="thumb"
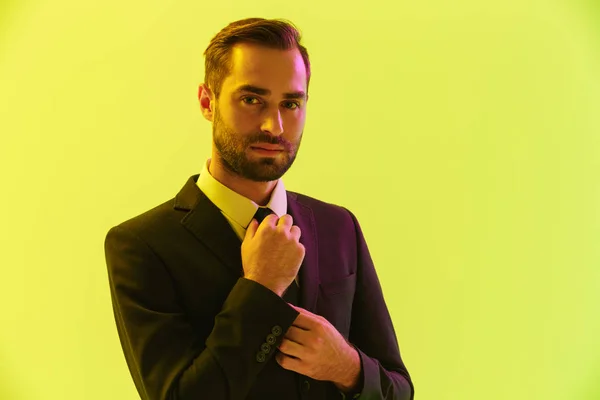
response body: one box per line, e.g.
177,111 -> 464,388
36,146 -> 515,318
245,218 -> 258,240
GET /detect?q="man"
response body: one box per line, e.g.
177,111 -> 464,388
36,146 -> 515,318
105,19 -> 413,400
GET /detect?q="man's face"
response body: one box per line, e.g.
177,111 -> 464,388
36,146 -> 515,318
208,43 -> 308,182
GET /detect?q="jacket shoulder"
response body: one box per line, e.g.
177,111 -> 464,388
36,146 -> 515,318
108,197 -> 181,236
287,190 -> 358,227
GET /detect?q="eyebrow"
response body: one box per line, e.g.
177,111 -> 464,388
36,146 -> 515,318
234,84 -> 307,101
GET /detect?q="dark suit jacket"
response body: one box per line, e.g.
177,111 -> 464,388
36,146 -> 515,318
104,174 -> 414,400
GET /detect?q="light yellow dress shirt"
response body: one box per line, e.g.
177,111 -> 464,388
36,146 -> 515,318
196,158 -> 299,287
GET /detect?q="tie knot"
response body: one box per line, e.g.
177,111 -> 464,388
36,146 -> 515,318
254,207 -> 274,224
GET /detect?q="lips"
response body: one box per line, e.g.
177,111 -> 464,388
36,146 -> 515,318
251,144 -> 284,151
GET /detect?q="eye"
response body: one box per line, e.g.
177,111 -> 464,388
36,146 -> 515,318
241,96 -> 300,109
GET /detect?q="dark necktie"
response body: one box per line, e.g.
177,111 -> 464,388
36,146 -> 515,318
251,207 -> 300,301
253,207 -> 274,224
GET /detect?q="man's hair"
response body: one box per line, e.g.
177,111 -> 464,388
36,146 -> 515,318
203,18 -> 311,101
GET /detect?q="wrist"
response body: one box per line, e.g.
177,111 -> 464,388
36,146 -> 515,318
334,345 -> 361,390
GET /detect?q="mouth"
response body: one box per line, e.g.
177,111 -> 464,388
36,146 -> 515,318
251,144 -> 284,151
250,147 -> 283,155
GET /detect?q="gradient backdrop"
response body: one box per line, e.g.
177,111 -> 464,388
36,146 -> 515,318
1,0 -> 599,399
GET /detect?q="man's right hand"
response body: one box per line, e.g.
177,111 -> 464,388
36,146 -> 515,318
241,214 -> 305,296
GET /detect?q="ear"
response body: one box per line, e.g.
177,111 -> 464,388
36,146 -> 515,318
198,84 -> 214,122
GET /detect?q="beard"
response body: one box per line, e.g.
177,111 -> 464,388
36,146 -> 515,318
212,106 -> 302,182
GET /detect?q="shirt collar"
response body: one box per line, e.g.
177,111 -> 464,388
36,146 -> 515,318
196,158 -> 287,229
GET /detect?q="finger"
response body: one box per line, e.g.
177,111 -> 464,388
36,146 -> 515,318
245,218 -> 258,239
276,351 -> 288,367
276,214 -> 293,228
277,349 -> 299,363
277,213 -> 292,224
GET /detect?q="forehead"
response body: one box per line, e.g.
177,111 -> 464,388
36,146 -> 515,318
224,43 -> 307,94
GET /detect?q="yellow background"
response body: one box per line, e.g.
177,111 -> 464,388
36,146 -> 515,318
1,0 -> 599,399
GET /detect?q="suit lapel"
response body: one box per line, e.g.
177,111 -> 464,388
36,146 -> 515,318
286,191 -> 320,312
173,174 -> 320,312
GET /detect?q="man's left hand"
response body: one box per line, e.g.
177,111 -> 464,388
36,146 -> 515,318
275,304 -> 358,385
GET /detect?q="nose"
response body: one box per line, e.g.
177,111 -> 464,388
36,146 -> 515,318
261,110 -> 284,137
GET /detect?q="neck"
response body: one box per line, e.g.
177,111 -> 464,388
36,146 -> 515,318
208,158 -> 276,206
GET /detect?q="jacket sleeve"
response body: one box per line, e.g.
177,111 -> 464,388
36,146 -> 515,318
343,208 -> 415,400
104,225 -> 300,400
